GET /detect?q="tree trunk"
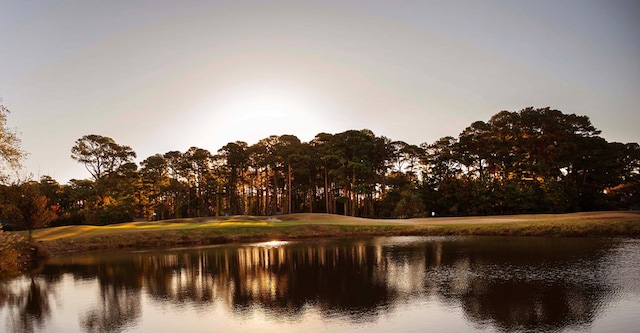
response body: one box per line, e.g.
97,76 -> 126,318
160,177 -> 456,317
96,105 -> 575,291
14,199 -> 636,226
350,169 -> 356,216
324,166 -> 330,214
287,163 -> 292,214
272,167 -> 278,215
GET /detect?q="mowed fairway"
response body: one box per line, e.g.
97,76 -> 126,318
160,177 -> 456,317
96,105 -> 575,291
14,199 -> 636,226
31,211 -> 640,254
33,220 -> 272,242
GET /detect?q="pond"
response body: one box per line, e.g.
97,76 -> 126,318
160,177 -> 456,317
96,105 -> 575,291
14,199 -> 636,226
1,236 -> 639,333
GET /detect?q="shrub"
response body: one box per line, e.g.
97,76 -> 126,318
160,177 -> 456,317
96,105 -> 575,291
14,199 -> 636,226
0,225 -> 25,275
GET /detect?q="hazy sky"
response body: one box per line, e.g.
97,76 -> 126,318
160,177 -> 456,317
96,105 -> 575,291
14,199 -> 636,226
1,0 -> 639,183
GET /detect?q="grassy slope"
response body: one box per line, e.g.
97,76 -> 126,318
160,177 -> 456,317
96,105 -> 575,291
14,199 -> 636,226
31,211 -> 640,254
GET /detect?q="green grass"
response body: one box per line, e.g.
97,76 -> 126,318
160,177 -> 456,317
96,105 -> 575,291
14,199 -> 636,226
29,211 -> 640,254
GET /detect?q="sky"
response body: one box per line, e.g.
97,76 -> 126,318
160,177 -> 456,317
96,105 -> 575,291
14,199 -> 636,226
1,0 -> 639,183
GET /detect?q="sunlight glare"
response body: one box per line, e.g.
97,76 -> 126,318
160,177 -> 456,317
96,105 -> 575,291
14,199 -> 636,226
189,80 -> 335,147
252,240 -> 289,248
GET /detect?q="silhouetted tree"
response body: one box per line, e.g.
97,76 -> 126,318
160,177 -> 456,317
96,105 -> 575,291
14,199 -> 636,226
71,134 -> 136,181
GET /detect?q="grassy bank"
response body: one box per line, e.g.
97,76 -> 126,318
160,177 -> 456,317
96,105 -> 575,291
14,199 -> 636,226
31,211 -> 640,255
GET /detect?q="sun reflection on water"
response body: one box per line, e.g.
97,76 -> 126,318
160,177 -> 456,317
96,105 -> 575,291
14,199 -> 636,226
251,240 -> 290,248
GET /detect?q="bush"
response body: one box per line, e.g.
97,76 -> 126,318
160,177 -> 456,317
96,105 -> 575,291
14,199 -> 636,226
0,225 -> 25,275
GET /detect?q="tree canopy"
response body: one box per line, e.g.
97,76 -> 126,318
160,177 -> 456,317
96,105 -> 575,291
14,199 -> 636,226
71,134 -> 137,180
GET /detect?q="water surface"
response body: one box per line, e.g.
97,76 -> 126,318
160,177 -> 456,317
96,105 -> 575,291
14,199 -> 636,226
1,236 -> 639,332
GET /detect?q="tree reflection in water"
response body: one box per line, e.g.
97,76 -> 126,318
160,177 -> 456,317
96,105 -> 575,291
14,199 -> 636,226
1,236 -> 628,332
417,237 -> 615,332
0,276 -> 55,333
79,279 -> 141,333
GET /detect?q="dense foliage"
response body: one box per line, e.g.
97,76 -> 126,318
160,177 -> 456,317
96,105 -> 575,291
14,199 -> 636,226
0,223 -> 25,275
1,107 -> 638,226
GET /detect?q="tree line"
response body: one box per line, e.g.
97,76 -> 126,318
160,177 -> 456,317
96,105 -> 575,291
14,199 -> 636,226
1,107 -> 639,231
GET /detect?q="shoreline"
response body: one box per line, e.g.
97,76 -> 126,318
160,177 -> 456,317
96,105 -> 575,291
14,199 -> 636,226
31,211 -> 640,255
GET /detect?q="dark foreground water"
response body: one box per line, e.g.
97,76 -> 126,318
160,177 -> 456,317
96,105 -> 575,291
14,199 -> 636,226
1,236 -> 639,333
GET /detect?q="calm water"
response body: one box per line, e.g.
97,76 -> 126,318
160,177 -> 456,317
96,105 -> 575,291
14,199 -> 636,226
1,236 -> 639,333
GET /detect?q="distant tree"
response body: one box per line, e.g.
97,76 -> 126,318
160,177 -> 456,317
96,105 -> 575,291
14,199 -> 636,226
430,107 -> 639,214
275,135 -> 303,214
394,189 -> 425,218
38,176 -> 61,203
330,130 -> 380,216
380,171 -> 422,218
96,161 -> 138,223
310,132 -> 338,214
251,136 -> 283,215
63,179 -> 98,223
139,154 -> 169,220
183,147 -> 214,217
0,182 -> 57,241
218,142 -> 248,215
290,141 -> 318,213
69,135 -> 138,224
71,134 -> 136,180
421,136 -> 461,185
458,120 -> 491,179
163,150 -> 187,218
611,143 -> 640,209
0,100 -> 26,183
0,197 -> 22,229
